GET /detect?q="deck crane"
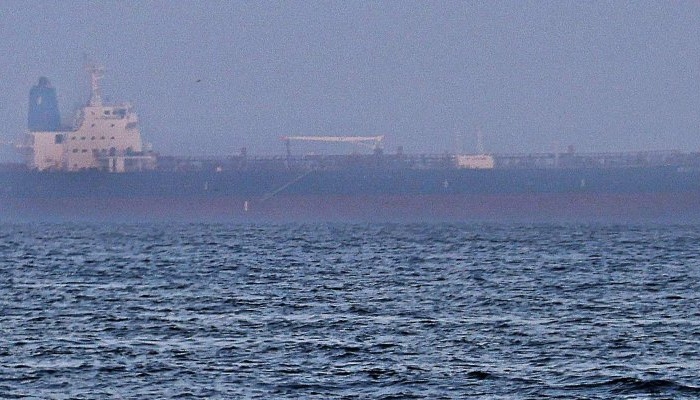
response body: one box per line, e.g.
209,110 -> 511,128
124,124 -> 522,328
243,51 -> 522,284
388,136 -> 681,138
281,135 -> 385,158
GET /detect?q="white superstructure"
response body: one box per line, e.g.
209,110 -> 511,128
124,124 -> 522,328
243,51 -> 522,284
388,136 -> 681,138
455,154 -> 495,169
25,64 -> 155,172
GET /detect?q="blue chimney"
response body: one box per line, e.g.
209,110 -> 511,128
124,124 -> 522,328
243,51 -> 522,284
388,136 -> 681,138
28,77 -> 61,132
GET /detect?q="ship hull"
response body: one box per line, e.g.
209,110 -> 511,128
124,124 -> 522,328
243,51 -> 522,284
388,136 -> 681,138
126,192 -> 700,223
2,166 -> 700,222
3,190 -> 700,223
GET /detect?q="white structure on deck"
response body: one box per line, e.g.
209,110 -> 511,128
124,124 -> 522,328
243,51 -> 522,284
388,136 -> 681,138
25,64 -> 155,172
455,154 -> 495,169
454,128 -> 494,169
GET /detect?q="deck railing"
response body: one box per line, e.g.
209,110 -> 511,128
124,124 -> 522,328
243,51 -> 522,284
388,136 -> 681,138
154,150 -> 700,172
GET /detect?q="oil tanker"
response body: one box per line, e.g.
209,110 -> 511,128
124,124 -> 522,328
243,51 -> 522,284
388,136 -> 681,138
3,66 -> 700,222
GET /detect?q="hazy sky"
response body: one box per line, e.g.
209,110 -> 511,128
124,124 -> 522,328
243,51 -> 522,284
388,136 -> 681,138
1,1 -> 699,159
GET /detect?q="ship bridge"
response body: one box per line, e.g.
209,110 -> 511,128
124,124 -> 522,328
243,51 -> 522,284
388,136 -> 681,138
24,64 -> 155,172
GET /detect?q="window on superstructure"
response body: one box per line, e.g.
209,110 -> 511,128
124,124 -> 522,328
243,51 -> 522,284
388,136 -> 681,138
104,111 -> 110,115
81,137 -> 86,140
55,135 -> 64,144
91,136 -> 96,140
101,136 -> 106,140
71,136 -> 76,140
111,124 -> 115,127
81,149 -> 87,153
91,124 -> 95,127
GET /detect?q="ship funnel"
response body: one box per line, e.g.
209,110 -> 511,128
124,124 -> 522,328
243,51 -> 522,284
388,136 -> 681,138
28,77 -> 61,132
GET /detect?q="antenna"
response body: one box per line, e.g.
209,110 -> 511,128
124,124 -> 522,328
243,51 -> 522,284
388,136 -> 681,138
476,127 -> 485,155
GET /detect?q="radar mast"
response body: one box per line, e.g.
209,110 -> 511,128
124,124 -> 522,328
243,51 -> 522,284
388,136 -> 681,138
86,63 -> 105,107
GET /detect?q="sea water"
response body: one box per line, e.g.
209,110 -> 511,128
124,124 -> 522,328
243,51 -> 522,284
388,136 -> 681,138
1,223 -> 699,399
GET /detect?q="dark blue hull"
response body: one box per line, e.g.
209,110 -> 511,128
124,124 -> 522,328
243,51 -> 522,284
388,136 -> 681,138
1,165 -> 700,222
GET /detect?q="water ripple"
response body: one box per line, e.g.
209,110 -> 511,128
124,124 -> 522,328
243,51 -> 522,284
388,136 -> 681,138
1,223 -> 699,398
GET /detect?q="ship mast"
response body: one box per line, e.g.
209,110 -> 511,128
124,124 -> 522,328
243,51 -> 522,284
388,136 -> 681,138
476,128 -> 485,155
86,63 -> 105,107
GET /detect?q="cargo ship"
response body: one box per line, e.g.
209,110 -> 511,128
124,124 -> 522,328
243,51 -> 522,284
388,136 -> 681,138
3,65 -> 700,222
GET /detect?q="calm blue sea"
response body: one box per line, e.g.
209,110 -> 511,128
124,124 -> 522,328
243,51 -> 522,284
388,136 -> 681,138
1,223 -> 699,399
